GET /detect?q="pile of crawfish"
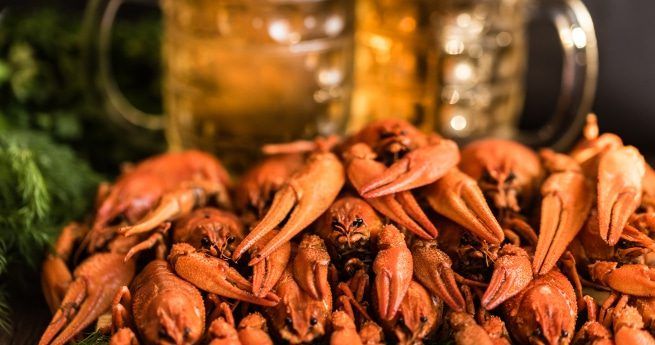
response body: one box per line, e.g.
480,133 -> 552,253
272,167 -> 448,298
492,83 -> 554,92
38,115 -> 655,345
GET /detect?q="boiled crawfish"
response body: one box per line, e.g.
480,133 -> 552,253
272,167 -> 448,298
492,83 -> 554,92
346,118 -> 460,197
110,260 -> 205,345
87,151 -> 231,251
40,234 -> 137,345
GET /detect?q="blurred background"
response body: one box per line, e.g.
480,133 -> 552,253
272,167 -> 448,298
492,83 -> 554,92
2,0 -> 654,174
0,0 -> 654,343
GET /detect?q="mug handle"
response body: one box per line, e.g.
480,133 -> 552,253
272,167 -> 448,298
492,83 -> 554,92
95,0 -> 165,130
514,0 -> 598,150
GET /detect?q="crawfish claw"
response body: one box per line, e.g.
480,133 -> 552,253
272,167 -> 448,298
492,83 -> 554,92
597,146 -> 645,245
481,245 -> 533,310
426,168 -> 504,244
169,243 -> 279,306
373,225 -> 413,321
292,235 -> 331,300
412,239 -> 466,312
344,143 -> 437,239
234,151 -> 345,265
590,262 -> 655,297
533,151 -> 593,275
360,139 -> 460,198
251,231 -> 291,298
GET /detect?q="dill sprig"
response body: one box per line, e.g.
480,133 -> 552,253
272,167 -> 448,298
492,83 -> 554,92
72,331 -> 109,345
0,130 -> 101,331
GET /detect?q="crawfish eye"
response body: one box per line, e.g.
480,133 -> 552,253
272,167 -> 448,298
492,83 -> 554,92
420,315 -> 428,323
352,218 -> 364,228
285,317 -> 293,326
227,236 -> 235,243
183,327 -> 191,338
398,316 -> 405,325
331,219 -> 341,229
310,317 -> 318,326
534,327 -> 542,337
506,172 -> 516,183
200,237 -> 211,248
561,330 -> 569,338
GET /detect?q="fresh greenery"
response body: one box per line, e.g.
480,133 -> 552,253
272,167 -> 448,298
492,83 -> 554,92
0,131 -> 102,331
73,331 -> 109,345
0,7 -> 164,173
0,4 -> 162,338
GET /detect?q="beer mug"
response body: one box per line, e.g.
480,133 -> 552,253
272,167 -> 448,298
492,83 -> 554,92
89,0 -> 354,169
351,0 -> 597,149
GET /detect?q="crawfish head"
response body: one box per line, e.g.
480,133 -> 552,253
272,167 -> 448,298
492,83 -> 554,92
173,207 -> 244,258
147,297 -> 204,344
504,270 -> 577,345
383,281 -> 442,344
459,139 -> 542,213
130,260 -> 205,345
271,301 -> 329,344
352,119 -> 427,165
317,196 -> 381,256
269,271 -> 331,344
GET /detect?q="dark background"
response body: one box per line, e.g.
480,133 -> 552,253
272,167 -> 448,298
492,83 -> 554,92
587,0 -> 655,151
524,0 -> 655,155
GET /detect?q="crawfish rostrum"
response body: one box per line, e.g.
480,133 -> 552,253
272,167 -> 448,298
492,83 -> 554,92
39,116 -> 655,345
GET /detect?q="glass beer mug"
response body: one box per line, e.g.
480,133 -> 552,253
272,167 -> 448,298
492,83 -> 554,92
91,0 -> 354,169
351,0 -> 597,149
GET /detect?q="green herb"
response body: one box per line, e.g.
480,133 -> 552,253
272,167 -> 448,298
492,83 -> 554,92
73,331 -> 109,345
0,7 -> 164,174
0,130 -> 101,330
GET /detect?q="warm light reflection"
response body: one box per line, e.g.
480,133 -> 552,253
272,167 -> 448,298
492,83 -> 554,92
496,31 -> 512,47
445,39 -> 465,55
571,26 -> 587,49
399,16 -> 416,32
318,68 -> 343,87
268,19 -> 292,43
559,27 -> 573,48
325,14 -> 345,36
369,34 -> 391,52
304,16 -> 317,29
454,62 -> 473,82
456,13 -> 471,27
450,114 -> 468,131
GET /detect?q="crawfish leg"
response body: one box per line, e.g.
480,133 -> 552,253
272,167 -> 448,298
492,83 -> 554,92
124,231 -> 167,262
111,286 -> 132,332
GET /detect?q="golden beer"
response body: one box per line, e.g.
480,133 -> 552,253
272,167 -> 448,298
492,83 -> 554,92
162,0 -> 353,169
